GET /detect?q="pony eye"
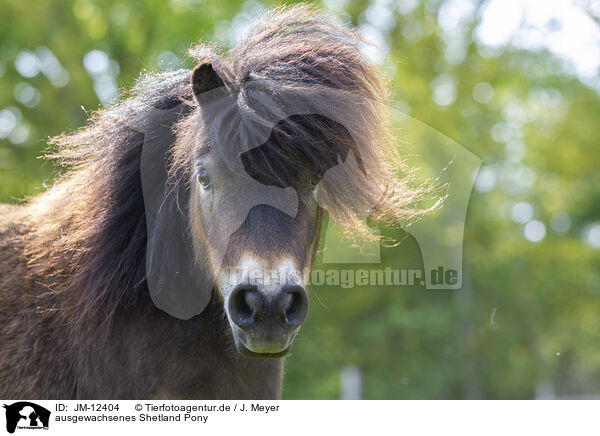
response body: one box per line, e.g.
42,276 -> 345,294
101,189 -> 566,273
197,168 -> 211,188
311,170 -> 323,189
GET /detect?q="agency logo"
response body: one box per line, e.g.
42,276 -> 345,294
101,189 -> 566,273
2,402 -> 50,434
140,77 -> 481,320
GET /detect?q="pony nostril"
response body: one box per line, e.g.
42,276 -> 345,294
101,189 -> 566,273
277,285 -> 309,327
229,285 -> 264,327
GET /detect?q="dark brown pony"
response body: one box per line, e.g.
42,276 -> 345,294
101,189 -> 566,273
0,5 -> 429,399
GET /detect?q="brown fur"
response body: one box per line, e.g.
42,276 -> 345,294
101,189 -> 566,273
0,5 -> 433,399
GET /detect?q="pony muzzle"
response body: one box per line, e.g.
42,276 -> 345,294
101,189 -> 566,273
227,283 -> 309,358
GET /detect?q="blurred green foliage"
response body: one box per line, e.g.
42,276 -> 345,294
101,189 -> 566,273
1,0 -> 599,399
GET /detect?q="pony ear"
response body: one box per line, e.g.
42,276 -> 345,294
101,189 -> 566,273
191,61 -> 224,102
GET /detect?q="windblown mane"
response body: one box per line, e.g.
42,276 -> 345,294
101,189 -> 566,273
22,5 -> 434,338
23,69 -> 192,336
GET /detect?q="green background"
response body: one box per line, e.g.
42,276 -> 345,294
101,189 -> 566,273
1,0 -> 599,399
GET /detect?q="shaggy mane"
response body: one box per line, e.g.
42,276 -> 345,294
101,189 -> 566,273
21,4 -> 435,338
